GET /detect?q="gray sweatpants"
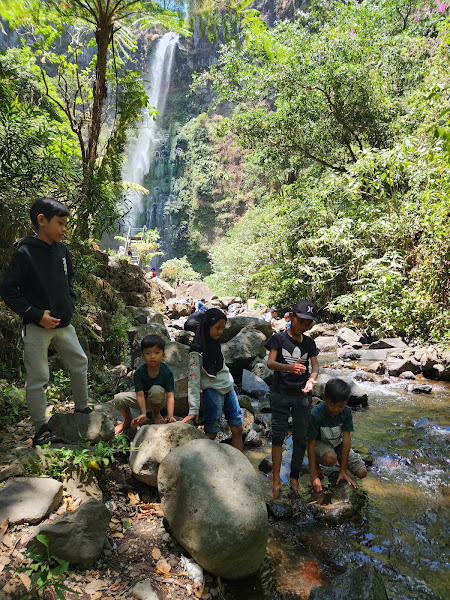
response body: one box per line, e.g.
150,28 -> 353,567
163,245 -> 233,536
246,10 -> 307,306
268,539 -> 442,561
22,323 -> 89,431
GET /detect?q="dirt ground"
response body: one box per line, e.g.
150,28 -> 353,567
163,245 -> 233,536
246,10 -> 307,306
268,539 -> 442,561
0,424 -> 233,600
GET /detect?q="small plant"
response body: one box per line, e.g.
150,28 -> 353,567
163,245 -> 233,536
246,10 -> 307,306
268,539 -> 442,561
24,435 -> 130,480
0,380 -> 26,427
47,370 -> 71,400
12,534 -> 79,600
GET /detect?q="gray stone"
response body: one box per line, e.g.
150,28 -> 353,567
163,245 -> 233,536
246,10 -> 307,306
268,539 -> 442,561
221,316 -> 272,343
399,371 -> 416,380
237,394 -> 255,415
241,369 -> 270,399
337,327 -> 363,346
222,327 -> 267,377
407,383 -> 432,394
0,477 -> 63,524
173,329 -> 194,346
129,579 -> 160,600
309,564 -> 388,600
28,498 -> 111,568
258,455 -> 273,473
130,421 -> 204,487
386,357 -> 421,377
314,336 -> 338,352
368,338 -> 407,350
337,348 -> 388,361
310,484 -> 367,525
49,410 -> 115,443
166,299 -> 192,318
251,361 -> 274,386
63,465 -> 103,503
158,439 -> 268,580
420,346 -> 450,380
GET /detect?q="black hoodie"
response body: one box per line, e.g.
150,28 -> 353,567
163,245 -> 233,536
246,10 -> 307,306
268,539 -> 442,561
0,236 -> 76,328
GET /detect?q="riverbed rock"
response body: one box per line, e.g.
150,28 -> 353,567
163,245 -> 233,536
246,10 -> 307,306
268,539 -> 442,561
251,361 -> 274,386
49,410 -> 115,443
221,316 -> 272,343
385,356 -> 421,377
309,563 -> 388,600
125,306 -> 165,326
222,327 -> 267,377
337,327 -> 364,346
399,371 -> 416,380
158,438 -> 268,579
145,275 -> 176,300
163,341 -> 190,415
407,383 -> 432,394
420,346 -> 450,380
310,483 -> 367,525
0,477 -> 63,524
28,498 -> 111,568
241,369 -> 270,399
314,336 -> 339,352
368,338 -> 407,350
129,422 -> 205,487
166,299 -> 192,318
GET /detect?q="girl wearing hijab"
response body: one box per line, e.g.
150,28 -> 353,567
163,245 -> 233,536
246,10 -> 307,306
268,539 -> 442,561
182,308 -> 243,451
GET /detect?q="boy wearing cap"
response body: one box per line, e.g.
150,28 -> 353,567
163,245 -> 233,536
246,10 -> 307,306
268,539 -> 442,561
265,300 -> 319,498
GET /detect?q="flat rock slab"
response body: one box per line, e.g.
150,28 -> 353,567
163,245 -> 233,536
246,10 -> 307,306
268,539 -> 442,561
0,477 -> 63,524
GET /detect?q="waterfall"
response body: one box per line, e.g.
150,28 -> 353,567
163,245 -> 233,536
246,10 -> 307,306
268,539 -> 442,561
122,32 -> 179,227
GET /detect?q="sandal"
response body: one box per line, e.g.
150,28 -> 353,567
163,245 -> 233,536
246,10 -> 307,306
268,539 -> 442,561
33,425 -> 56,447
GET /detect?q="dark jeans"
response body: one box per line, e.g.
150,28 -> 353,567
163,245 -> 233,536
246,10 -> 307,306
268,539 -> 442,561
270,388 -> 312,479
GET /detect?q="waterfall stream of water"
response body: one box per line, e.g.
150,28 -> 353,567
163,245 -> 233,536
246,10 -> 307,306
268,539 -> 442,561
122,32 -> 179,228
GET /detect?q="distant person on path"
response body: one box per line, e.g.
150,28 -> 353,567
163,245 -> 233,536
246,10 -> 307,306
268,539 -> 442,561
127,245 -> 132,257
261,306 -> 278,330
111,334 -> 176,434
283,312 -> 291,331
118,245 -> 125,256
307,378 -> 367,491
265,300 -> 319,498
182,308 -> 243,452
0,197 -> 90,446
150,267 -> 157,278
196,298 -> 206,311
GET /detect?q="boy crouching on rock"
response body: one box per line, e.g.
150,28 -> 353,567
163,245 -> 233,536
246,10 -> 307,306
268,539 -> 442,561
307,377 -> 367,491
112,334 -> 176,434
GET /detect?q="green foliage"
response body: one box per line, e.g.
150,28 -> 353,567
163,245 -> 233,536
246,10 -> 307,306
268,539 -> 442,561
160,255 -> 202,282
11,534 -> 78,600
202,0 -> 450,343
104,303 -> 133,365
160,265 -> 178,286
25,435 -> 130,479
0,380 -> 26,427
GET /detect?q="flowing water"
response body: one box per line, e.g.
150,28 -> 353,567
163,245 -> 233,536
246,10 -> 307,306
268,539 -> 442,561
237,356 -> 449,600
121,32 -> 179,227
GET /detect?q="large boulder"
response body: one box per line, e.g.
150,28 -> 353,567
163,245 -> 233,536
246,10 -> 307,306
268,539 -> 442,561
166,299 -> 192,318
368,338 -> 407,350
49,411 -> 115,443
221,316 -> 272,343
385,356 -> 421,377
28,498 -> 111,568
125,306 -> 165,326
420,346 -> 450,380
337,328 -> 364,346
144,275 -> 176,300
241,369 -> 270,399
176,281 -> 215,302
129,422 -> 204,487
314,336 -> 338,352
0,477 -> 63,525
158,439 -> 268,580
222,327 -> 267,377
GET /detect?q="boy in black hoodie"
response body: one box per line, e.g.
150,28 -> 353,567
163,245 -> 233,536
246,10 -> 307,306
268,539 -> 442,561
0,197 -> 90,446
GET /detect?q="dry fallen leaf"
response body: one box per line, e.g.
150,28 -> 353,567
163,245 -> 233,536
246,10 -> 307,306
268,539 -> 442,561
91,593 -> 102,600
0,519 -> 8,541
1,533 -> 13,548
18,572 -> 31,591
152,547 -> 161,560
156,557 -> 172,576
110,532 -> 124,539
128,491 -> 140,505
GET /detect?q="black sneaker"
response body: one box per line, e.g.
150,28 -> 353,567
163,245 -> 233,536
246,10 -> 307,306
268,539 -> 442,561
33,425 -> 56,447
74,407 -> 92,414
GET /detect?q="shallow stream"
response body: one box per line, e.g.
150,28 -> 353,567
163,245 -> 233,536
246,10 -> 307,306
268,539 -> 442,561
235,356 -> 449,600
